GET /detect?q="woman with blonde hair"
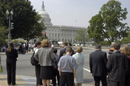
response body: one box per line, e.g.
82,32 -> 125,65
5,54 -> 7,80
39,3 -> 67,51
73,46 -> 84,86
6,42 -> 18,85
35,39 -> 54,86
121,44 -> 130,86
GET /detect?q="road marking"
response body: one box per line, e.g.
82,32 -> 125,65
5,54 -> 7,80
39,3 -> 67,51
83,68 -> 90,73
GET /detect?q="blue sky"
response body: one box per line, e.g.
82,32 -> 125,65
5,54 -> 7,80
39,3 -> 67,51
30,0 -> 130,28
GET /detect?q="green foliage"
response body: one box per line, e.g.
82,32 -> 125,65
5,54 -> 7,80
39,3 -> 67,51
121,31 -> 130,44
87,14 -> 103,43
0,0 -> 46,42
99,41 -> 110,46
0,26 -> 8,44
87,0 -> 129,44
75,30 -> 90,46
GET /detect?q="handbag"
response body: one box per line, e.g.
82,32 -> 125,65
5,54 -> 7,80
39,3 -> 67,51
30,52 -> 39,66
0,66 -> 3,73
50,52 -> 57,69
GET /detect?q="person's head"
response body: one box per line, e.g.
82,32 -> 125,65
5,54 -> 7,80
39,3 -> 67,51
53,48 -> 57,54
7,42 -> 14,52
66,46 -> 73,54
121,44 -> 130,56
68,43 -> 72,46
95,44 -> 101,50
35,41 -> 41,48
41,39 -> 50,47
76,46 -> 83,53
62,41 -> 68,48
113,42 -> 120,50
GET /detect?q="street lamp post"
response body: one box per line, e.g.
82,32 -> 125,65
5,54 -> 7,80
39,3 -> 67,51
6,10 -> 13,42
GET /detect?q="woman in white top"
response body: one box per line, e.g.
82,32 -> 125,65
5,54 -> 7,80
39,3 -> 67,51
73,46 -> 84,86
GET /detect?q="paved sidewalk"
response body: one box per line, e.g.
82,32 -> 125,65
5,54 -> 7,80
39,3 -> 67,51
0,75 -> 27,86
0,75 -> 94,86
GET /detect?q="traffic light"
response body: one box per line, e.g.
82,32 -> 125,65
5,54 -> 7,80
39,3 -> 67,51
11,22 -> 14,29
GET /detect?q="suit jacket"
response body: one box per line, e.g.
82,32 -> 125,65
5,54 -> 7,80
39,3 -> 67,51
107,51 -> 128,81
59,47 -> 75,58
59,47 -> 67,58
89,50 -> 107,76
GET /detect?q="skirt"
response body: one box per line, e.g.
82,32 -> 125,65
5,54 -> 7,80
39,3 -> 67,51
40,66 -> 54,79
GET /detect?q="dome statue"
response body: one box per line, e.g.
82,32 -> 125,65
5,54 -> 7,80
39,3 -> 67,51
38,1 -> 52,25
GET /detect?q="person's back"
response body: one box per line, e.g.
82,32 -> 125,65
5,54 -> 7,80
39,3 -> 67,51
59,54 -> 76,72
90,50 -> 107,76
73,46 -> 84,86
6,49 -> 18,62
58,47 -> 78,86
107,51 -> 128,81
59,42 -> 67,58
107,42 -> 128,86
6,42 -> 18,85
35,47 -> 53,66
89,44 -> 107,86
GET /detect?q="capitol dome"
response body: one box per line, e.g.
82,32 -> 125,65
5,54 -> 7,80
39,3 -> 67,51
38,1 -> 52,25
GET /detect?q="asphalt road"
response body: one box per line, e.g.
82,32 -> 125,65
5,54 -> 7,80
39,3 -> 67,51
0,48 -> 109,84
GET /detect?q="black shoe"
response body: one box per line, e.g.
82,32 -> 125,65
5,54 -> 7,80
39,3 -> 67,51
12,83 -> 16,85
8,83 -> 11,85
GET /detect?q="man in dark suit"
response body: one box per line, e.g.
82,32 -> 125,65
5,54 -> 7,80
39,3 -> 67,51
59,42 -> 68,58
68,43 -> 75,56
107,42 -> 128,86
89,44 -> 107,86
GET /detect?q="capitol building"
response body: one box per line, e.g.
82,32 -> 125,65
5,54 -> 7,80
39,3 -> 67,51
38,2 -> 87,43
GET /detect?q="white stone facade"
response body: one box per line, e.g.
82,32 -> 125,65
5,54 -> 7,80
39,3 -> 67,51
38,1 -> 87,43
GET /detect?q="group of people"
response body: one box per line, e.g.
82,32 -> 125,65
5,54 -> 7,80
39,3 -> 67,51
33,40 -> 84,86
90,42 -> 130,86
4,40 -> 130,86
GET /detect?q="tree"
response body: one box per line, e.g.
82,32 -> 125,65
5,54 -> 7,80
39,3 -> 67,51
87,0 -> 129,44
75,30 -> 90,46
0,0 -> 46,42
121,31 -> 130,44
100,0 -> 129,43
0,26 -> 8,44
87,14 -> 104,44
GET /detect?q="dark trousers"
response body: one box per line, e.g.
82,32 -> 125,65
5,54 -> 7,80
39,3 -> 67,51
6,61 -> 16,85
125,74 -> 130,86
52,69 -> 59,86
94,76 -> 107,86
60,72 -> 74,86
35,65 -> 42,85
108,81 -> 124,86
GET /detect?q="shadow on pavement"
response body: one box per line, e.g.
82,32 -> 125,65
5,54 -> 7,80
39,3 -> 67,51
83,79 -> 94,85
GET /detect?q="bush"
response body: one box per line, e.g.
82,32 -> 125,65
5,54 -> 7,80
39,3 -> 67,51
99,41 -> 110,46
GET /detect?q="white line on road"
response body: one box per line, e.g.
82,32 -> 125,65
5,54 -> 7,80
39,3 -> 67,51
83,68 -> 90,73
